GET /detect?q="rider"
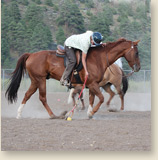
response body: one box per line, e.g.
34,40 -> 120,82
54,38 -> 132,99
60,30 -> 106,86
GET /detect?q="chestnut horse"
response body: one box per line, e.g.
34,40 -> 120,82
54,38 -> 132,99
5,38 -> 140,119
68,63 -> 128,111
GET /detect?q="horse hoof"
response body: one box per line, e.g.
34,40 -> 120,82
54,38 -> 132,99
88,115 -> 93,119
60,111 -> 68,119
49,114 -> 57,119
16,116 -> 21,119
50,111 -> 68,119
108,108 -> 118,112
87,112 -> 93,119
61,111 -> 68,116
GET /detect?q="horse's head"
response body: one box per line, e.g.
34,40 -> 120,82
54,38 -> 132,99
124,40 -> 141,72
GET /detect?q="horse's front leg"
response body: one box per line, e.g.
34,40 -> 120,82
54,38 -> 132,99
87,90 -> 95,117
87,83 -> 104,118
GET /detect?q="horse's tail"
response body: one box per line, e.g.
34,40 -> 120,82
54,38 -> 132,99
122,70 -> 128,95
5,53 -> 30,103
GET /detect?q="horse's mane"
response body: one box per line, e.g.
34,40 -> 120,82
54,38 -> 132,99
88,37 -> 128,54
105,38 -> 127,50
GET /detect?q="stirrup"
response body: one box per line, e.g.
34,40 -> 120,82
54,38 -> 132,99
60,79 -> 70,87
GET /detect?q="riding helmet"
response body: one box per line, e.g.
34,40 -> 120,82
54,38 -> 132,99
92,32 -> 103,45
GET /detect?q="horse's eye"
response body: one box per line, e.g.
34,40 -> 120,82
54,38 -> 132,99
135,52 -> 139,57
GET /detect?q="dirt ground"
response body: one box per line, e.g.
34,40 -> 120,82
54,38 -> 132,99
1,91 -> 151,151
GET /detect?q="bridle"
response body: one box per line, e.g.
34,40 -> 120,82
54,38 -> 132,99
105,43 -> 135,78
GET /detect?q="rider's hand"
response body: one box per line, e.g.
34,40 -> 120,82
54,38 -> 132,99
102,43 -> 106,47
85,71 -> 89,78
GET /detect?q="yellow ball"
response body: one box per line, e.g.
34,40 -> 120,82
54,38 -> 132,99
67,117 -> 72,121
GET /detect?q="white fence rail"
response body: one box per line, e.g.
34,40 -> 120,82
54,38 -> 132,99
1,69 -> 151,93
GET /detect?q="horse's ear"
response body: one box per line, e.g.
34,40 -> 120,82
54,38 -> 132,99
133,40 -> 140,46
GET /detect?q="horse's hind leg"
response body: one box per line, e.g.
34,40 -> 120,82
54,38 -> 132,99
38,78 -> 55,118
17,82 -> 38,119
115,85 -> 124,110
119,94 -> 124,110
118,90 -> 124,110
38,78 -> 67,119
102,84 -> 115,107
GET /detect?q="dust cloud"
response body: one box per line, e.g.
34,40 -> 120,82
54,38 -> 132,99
1,89 -> 151,119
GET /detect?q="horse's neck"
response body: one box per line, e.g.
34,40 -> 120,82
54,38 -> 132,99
106,41 -> 130,66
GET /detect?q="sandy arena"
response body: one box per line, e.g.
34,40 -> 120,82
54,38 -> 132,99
1,91 -> 151,151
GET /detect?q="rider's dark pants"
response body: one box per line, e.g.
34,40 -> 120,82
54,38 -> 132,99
61,46 -> 76,81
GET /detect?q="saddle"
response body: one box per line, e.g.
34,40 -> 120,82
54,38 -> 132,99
56,45 -> 83,84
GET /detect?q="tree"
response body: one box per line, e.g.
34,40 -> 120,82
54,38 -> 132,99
145,0 -> 150,13
85,0 -> 94,8
18,0 -> 29,6
15,22 -> 27,54
89,12 -> 111,42
56,27 -> 66,45
117,2 -> 133,17
45,0 -> 53,7
136,2 -> 147,19
8,21 -> 18,50
9,1 -> 21,23
57,0 -> 85,34
30,23 -> 52,52
24,4 -> 43,30
23,4 -> 44,50
103,4 -> 114,26
32,0 -> 42,5
1,4 -> 11,67
139,33 -> 151,70
1,38 -> 10,68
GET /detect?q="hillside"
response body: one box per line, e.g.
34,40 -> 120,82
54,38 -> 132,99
1,0 -> 151,69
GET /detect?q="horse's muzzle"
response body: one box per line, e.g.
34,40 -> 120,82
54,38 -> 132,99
133,64 -> 140,72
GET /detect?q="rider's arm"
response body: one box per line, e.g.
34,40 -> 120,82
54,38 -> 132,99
82,52 -> 89,78
90,42 -> 106,47
101,43 -> 107,47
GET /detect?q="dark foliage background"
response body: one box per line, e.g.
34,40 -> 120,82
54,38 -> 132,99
1,0 -> 151,70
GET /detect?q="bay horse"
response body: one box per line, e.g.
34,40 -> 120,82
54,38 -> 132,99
68,63 -> 128,111
5,38 -> 140,119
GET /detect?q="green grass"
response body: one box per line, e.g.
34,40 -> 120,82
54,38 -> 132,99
127,80 -> 151,93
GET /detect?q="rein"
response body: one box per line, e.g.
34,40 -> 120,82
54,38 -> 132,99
105,44 -> 135,78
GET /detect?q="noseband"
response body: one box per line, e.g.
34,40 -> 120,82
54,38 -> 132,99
105,43 -> 135,78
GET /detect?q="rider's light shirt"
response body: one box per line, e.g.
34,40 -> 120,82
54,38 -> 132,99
65,31 -> 93,54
